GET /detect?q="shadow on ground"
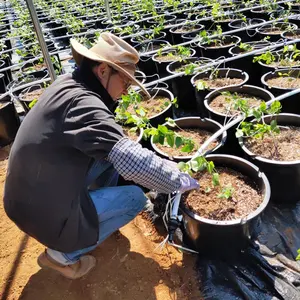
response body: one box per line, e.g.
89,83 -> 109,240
18,232 -> 184,300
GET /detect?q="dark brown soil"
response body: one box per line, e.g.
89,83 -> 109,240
266,77 -> 300,89
155,128 -> 218,157
21,89 -> 45,102
245,126 -> 300,161
195,77 -> 244,89
209,93 -> 262,115
127,96 -> 170,118
123,127 -> 140,141
184,167 -> 262,221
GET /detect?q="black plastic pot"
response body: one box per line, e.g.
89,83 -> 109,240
249,6 -> 284,20
144,87 -> 174,127
261,68 -> 300,114
258,51 -> 300,76
191,68 -> 249,118
169,23 -> 204,45
239,113 -> 300,203
180,154 -> 270,253
135,39 -> 171,75
198,35 -> 241,59
166,57 -> 212,110
212,15 -> 246,32
228,18 -> 265,42
152,48 -> 196,78
256,22 -> 298,42
150,117 -> 227,161
12,80 -> 50,113
228,40 -> 271,86
146,14 -> 177,28
204,85 -> 274,156
0,93 -> 20,146
0,73 -> 6,93
281,29 -> 300,44
131,31 -> 167,47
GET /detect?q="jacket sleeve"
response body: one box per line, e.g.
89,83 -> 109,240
108,137 -> 182,194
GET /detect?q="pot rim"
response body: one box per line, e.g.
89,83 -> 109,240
180,154 -> 271,226
190,67 -> 249,88
198,35 -> 241,49
261,68 -> 300,90
203,84 -> 274,118
152,48 -> 196,63
166,57 -> 212,75
150,117 -> 227,160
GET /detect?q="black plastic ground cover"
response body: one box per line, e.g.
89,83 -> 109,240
196,201 -> 300,299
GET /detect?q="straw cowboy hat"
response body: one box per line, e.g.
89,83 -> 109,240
70,32 -> 150,98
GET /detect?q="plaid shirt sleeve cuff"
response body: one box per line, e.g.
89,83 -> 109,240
108,137 -> 181,194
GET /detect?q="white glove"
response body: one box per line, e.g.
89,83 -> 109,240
178,173 -> 200,193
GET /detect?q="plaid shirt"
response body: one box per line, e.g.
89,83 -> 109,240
108,138 -> 181,193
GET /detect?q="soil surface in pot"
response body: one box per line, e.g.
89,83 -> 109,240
24,63 -> 46,72
285,34 -> 300,39
195,77 -> 244,89
139,44 -> 163,53
262,28 -> 285,34
204,39 -> 235,48
173,26 -> 199,33
155,53 -> 191,63
184,167 -> 262,220
123,127 -> 140,141
268,60 -> 300,68
127,96 -> 170,118
21,88 -> 45,102
266,77 -> 300,89
155,128 -> 218,157
209,93 -> 262,115
244,126 -> 300,161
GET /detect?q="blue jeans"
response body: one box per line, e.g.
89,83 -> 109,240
47,160 -> 147,264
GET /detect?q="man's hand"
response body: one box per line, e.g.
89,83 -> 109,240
178,173 -> 200,193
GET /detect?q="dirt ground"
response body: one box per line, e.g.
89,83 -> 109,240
0,147 -> 202,300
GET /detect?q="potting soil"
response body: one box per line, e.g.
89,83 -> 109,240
195,202 -> 300,299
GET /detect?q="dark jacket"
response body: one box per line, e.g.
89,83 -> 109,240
4,63 -> 124,252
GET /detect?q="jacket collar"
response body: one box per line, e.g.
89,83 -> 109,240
72,61 -> 116,112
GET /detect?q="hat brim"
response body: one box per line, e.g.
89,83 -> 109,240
70,39 -> 150,98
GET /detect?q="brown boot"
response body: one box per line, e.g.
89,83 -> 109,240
37,251 -> 96,279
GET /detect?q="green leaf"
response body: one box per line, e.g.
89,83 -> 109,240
207,161 -> 215,174
158,135 -> 165,145
166,135 -> 175,147
157,125 -> 169,134
165,118 -> 176,127
175,136 -> 183,148
270,120 -> 277,130
212,173 -> 220,186
196,80 -> 208,91
235,129 -> 244,138
152,134 -> 160,144
181,143 -> 194,153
